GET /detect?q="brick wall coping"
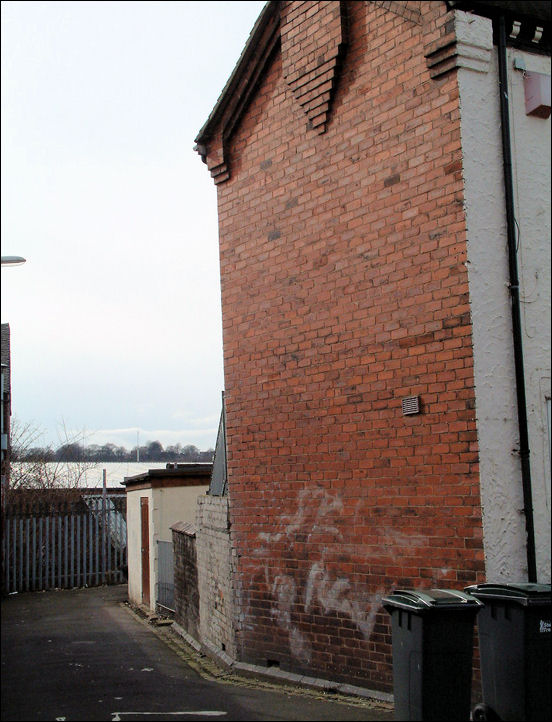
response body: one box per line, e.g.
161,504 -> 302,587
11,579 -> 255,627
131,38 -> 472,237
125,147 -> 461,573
171,520 -> 197,537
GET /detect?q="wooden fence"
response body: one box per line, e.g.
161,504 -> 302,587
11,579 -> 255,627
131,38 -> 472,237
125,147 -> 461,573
2,496 -> 127,593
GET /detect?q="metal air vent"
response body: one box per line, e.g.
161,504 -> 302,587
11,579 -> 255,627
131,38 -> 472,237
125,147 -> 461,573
402,396 -> 421,416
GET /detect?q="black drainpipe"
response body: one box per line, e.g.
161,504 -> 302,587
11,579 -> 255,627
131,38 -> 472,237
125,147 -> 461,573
496,14 -> 537,583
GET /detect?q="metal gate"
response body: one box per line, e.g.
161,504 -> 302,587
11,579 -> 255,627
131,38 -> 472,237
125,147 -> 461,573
156,540 -> 175,613
2,498 -> 127,593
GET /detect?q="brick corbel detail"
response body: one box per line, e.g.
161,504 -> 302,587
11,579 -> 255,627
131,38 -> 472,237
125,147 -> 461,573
201,132 -> 230,186
281,0 -> 348,134
425,9 -> 493,78
372,1 -> 422,26
195,6 -> 280,185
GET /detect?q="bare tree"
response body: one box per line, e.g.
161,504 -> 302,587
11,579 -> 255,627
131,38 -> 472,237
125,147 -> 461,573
8,416 -> 99,497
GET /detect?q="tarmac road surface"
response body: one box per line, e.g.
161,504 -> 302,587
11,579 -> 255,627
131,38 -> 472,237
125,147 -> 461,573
1,584 -> 394,722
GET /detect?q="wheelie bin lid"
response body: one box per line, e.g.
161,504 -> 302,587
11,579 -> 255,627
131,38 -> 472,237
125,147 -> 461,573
464,582 -> 551,606
382,588 -> 483,613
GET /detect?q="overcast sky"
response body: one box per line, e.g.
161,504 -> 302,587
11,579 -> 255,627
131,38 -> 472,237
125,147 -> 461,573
1,0 -> 266,452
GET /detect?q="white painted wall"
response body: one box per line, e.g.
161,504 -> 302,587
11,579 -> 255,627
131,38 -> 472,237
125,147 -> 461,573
126,488 -> 153,608
508,48 -> 551,581
153,485 -> 208,543
457,10 -> 551,582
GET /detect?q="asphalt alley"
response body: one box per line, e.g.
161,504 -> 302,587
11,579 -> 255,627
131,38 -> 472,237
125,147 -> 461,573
1,584 -> 394,722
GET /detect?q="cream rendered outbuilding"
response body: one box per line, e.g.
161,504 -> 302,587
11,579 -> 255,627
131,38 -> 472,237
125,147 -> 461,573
124,465 -> 211,612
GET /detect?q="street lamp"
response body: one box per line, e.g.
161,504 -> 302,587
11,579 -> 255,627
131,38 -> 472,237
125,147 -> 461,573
1,256 -> 26,266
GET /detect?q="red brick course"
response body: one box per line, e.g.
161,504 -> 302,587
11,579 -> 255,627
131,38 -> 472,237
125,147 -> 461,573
203,1 -> 484,692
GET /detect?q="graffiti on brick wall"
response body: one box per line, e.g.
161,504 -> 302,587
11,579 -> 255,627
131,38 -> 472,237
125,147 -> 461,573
252,488 -> 425,665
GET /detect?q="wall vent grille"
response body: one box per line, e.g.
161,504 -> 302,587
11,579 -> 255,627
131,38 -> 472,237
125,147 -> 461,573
402,396 -> 421,415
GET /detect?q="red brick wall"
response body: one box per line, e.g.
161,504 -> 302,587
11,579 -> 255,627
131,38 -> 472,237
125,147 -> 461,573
210,1 -> 484,691
281,0 -> 347,132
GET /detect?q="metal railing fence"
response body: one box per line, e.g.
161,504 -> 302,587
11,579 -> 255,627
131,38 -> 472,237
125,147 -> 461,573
156,539 -> 175,613
2,501 -> 127,593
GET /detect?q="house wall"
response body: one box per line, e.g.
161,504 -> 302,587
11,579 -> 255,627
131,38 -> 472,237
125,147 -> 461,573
458,13 -> 551,582
210,0 -> 486,691
509,49 -> 551,582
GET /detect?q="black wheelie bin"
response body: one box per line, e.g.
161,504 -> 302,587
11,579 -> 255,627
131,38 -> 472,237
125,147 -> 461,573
382,588 -> 482,721
465,582 -> 551,722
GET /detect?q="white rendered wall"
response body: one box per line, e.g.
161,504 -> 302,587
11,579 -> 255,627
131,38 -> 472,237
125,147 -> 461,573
508,47 -> 551,581
151,485 -> 208,612
127,484 -> 208,611
457,11 -> 551,582
126,488 -> 153,608
153,485 -> 208,543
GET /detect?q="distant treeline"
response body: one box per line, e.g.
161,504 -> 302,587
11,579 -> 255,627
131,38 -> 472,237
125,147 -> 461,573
14,440 -> 215,464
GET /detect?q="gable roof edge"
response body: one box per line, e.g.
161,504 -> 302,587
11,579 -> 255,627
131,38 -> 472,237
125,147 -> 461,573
195,1 -> 279,147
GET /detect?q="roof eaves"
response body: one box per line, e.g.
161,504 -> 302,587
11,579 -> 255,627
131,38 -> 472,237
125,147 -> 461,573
122,464 -> 213,486
194,1 -> 278,147
447,1 -> 551,24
